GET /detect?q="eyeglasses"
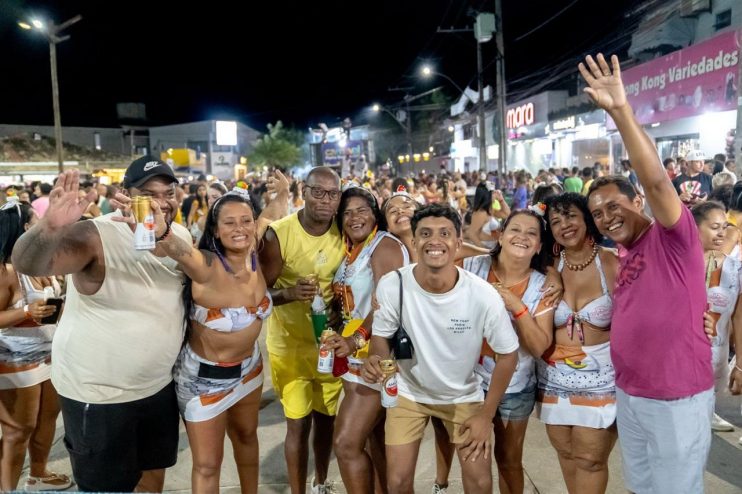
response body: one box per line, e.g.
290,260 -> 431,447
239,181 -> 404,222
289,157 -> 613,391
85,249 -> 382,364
305,185 -> 341,201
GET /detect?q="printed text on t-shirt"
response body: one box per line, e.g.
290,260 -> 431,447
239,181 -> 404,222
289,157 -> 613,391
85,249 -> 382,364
447,318 -> 472,334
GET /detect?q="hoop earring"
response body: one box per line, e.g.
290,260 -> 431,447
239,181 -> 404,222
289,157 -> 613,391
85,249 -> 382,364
588,235 -> 595,247
552,243 -> 561,256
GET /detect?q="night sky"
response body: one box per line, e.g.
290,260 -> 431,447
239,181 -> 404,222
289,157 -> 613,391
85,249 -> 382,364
1,0 -> 649,132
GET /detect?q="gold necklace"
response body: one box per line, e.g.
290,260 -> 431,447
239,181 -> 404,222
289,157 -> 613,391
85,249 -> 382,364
561,244 -> 599,271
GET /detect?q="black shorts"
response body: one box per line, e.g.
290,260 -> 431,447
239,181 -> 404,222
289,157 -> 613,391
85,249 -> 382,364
60,381 -> 180,492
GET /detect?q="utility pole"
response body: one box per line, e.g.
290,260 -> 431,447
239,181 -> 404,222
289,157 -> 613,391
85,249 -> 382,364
438,14 -> 494,173
494,0 -> 507,175
405,99 -> 413,158
375,87 -> 444,167
49,39 -> 63,173
388,86 -> 415,158
477,40 -> 487,173
19,15 -> 82,172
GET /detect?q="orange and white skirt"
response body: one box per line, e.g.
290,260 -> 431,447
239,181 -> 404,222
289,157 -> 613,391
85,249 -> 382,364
173,342 -> 263,422
535,342 -> 616,429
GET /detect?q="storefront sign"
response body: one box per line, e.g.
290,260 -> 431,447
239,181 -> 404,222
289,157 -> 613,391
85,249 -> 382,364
618,30 -> 739,126
547,110 -> 605,135
551,116 -> 576,131
506,91 -> 565,140
506,103 -> 535,129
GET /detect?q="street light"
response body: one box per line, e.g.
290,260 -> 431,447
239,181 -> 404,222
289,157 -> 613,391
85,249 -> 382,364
421,64 -> 485,171
371,103 -> 412,157
420,65 -> 467,95
18,14 -> 82,173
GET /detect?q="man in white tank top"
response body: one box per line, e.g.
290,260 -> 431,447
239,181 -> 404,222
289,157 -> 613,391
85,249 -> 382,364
12,156 -> 190,492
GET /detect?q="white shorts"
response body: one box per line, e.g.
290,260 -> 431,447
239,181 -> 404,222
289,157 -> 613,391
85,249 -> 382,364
616,386 -> 714,494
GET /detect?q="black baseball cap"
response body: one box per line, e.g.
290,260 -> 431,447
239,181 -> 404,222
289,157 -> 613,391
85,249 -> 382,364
122,155 -> 178,189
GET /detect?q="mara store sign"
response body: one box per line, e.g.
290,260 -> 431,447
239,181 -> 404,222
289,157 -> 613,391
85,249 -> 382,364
618,30 -> 740,127
506,103 -> 535,129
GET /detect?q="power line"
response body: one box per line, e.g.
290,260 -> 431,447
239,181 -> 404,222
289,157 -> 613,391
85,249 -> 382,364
513,0 -> 581,42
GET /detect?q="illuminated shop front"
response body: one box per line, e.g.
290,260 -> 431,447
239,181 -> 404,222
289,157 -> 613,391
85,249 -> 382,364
610,29 -> 739,162
546,110 -> 610,170
505,91 -> 567,175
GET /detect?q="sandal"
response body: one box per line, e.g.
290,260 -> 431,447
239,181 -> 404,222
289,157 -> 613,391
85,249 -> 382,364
24,472 -> 73,491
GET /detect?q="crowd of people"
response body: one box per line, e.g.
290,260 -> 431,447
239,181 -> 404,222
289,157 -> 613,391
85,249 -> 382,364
0,53 -> 739,494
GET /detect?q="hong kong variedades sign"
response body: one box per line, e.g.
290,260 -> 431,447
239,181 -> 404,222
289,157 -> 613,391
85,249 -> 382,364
615,29 -> 740,127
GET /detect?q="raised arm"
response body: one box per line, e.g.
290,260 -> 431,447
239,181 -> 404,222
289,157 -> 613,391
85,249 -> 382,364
466,213 -> 489,249
12,170 -> 101,276
154,208 -> 215,284
256,170 -> 290,238
493,189 -> 511,219
579,54 -> 681,227
457,242 -> 491,260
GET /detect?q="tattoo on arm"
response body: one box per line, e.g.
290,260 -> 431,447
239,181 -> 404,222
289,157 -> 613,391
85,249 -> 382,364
12,221 -> 97,276
162,235 -> 194,261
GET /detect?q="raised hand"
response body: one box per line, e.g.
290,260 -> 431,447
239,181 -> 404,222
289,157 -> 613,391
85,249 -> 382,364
43,170 -> 97,230
110,192 -> 133,222
267,170 -> 289,196
578,53 -> 627,112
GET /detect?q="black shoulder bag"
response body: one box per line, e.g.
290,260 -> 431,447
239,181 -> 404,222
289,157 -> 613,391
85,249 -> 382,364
390,270 -> 414,360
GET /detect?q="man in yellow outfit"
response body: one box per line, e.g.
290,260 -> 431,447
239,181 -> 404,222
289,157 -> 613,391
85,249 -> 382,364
260,166 -> 344,494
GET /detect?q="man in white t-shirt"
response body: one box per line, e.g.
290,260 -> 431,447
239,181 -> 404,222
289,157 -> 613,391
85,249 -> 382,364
362,203 -> 519,494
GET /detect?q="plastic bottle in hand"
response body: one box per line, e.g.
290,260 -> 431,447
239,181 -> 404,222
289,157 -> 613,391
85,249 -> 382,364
311,290 -> 327,343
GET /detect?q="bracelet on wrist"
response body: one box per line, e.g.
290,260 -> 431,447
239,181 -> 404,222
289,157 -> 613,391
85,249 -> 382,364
356,326 -> 370,340
23,304 -> 32,319
156,222 -> 172,242
513,306 -> 529,319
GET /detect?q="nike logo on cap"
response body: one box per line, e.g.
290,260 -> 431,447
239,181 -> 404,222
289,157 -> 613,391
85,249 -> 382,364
143,161 -> 161,171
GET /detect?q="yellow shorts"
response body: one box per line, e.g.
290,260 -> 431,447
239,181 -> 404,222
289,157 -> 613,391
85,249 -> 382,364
269,351 -> 343,420
385,395 -> 484,446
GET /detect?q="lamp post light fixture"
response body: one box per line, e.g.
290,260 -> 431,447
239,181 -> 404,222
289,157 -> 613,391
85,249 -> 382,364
18,14 -> 82,173
420,65 -> 466,95
371,103 -> 413,158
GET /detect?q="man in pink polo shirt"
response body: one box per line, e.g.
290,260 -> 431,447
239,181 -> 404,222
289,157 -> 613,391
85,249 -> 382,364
581,54 -> 713,493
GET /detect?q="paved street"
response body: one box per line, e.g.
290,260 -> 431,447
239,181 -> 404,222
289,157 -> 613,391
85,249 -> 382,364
35,337 -> 742,493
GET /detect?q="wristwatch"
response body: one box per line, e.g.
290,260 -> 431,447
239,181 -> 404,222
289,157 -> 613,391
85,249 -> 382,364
352,331 -> 367,351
